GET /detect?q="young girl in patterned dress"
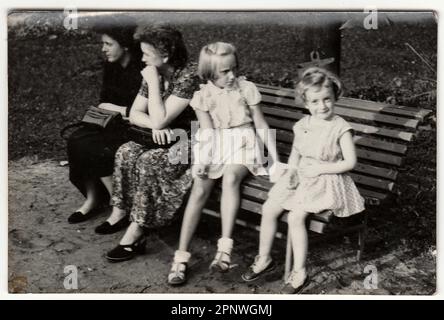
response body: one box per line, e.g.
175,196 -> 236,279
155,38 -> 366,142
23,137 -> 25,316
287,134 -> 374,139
242,67 -> 365,294
168,42 -> 279,285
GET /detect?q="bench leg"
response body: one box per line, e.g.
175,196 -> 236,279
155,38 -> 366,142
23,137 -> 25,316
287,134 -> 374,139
357,214 -> 368,261
284,226 -> 292,281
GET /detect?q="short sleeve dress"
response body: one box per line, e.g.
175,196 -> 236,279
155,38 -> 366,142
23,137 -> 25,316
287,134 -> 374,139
112,62 -> 201,228
268,115 -> 365,217
189,77 -> 267,179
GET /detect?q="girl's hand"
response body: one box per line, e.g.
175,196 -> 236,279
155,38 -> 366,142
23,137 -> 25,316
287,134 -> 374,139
298,165 -> 322,178
141,65 -> 159,83
195,164 -> 209,179
286,170 -> 299,189
269,161 -> 287,183
152,128 -> 173,145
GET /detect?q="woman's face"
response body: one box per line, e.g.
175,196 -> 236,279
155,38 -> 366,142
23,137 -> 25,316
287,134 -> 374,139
101,34 -> 125,63
140,42 -> 165,68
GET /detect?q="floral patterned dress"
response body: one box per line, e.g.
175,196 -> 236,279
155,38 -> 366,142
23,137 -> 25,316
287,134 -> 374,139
268,115 -> 365,217
111,62 -> 200,228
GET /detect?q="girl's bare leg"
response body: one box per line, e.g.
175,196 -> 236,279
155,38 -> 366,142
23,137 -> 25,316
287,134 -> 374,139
286,208 -> 309,286
177,177 -> 216,251
220,165 -> 249,238
257,199 -> 285,262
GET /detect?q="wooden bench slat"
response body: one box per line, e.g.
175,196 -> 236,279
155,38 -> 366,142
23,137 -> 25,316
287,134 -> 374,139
261,95 -> 420,129
338,98 -> 432,121
274,127 -> 407,155
256,84 -> 431,120
356,149 -> 403,167
354,163 -> 398,181
349,173 -> 394,192
354,136 -> 407,155
263,106 -> 414,141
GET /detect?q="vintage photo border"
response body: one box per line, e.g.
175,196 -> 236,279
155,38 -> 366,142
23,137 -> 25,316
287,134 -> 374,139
2,0 -> 442,302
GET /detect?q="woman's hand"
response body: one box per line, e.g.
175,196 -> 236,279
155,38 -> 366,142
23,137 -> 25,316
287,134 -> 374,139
141,65 -> 159,83
298,164 -> 323,178
152,128 -> 174,145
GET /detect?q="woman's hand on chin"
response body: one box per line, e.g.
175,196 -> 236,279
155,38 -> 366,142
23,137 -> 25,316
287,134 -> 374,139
141,65 -> 159,83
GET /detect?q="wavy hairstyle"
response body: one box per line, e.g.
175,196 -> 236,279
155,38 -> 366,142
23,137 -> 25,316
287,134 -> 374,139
133,23 -> 188,70
295,67 -> 343,102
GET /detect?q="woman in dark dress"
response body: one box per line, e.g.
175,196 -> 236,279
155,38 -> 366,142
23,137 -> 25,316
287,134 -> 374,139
92,24 -> 200,262
67,18 -> 142,223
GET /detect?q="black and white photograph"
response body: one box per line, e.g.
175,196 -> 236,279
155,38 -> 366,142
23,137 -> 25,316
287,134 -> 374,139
7,9 -> 436,295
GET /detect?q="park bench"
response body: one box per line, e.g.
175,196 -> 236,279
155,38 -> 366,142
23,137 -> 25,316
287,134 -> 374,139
202,82 -> 432,279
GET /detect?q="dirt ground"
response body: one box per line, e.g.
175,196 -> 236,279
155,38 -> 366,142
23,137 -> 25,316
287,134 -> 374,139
8,157 -> 435,295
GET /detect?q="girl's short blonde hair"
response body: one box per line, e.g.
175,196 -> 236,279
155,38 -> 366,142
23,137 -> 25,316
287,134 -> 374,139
197,42 -> 238,81
295,67 -> 343,102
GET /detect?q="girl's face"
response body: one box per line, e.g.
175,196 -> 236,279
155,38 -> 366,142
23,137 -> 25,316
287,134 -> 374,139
141,42 -> 165,68
101,34 -> 125,63
212,54 -> 237,89
304,86 -> 336,121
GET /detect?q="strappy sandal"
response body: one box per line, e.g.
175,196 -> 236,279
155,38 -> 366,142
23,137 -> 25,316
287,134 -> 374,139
209,237 -> 234,273
168,261 -> 188,286
209,251 -> 232,272
168,250 -> 191,286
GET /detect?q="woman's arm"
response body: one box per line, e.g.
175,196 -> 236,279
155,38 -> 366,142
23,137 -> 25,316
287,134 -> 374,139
249,104 -> 280,163
194,110 -> 214,178
98,103 -> 127,117
299,131 -> 357,178
128,94 -> 155,128
141,66 -> 190,129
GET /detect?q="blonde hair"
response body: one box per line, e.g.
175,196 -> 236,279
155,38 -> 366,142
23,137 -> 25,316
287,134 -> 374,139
197,42 -> 238,81
295,67 -> 343,102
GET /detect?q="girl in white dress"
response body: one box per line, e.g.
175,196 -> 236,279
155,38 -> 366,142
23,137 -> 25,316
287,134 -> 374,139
242,67 -> 365,294
168,42 -> 279,285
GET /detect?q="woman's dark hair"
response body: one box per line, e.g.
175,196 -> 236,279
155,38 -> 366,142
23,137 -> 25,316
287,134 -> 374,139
93,15 -> 139,55
134,23 -> 188,69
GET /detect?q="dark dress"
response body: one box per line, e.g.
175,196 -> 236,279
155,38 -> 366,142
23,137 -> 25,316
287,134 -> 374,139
111,62 -> 200,228
67,58 -> 143,199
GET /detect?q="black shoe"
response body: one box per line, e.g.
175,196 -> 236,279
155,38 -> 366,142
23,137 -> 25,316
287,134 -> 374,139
67,204 -> 109,224
68,209 -> 97,224
95,216 -> 130,235
241,258 -> 276,282
280,275 -> 310,294
105,237 -> 146,262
